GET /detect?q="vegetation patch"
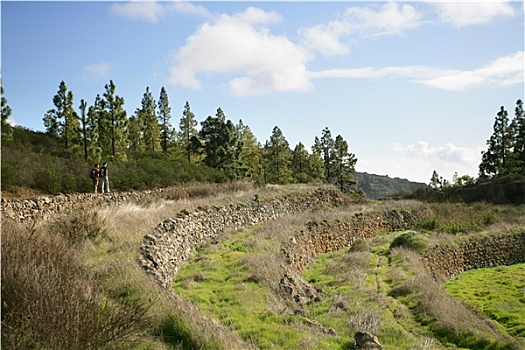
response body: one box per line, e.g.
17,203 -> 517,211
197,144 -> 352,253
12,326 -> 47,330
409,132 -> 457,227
173,227 -> 317,349
445,263 -> 525,341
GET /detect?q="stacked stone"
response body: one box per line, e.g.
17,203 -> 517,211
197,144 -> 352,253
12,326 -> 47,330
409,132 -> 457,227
422,232 -> 525,280
139,189 -> 345,288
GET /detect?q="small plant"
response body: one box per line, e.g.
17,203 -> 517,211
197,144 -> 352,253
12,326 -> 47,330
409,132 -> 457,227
442,222 -> 481,234
349,239 -> 370,253
51,209 -> 107,246
483,213 -> 497,225
417,217 -> 439,231
390,231 -> 427,252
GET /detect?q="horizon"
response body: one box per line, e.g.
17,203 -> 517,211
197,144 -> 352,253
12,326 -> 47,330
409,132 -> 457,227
2,1 -> 524,183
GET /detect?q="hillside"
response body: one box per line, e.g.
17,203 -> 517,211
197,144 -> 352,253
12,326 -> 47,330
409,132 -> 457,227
1,126 -> 427,200
2,184 -> 524,349
353,172 -> 428,199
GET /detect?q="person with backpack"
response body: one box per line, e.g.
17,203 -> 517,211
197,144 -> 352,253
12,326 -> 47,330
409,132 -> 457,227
99,161 -> 110,193
90,163 -> 100,193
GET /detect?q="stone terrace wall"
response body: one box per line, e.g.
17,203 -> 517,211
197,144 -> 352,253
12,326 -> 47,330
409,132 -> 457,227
1,188 -> 188,222
284,210 -> 419,272
139,189 -> 346,288
422,232 -> 525,280
3,187 -> 524,288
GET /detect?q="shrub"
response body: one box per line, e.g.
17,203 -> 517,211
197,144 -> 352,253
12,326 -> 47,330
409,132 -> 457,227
349,238 -> 370,253
50,210 -> 108,246
1,220 -> 146,349
390,231 -> 427,252
417,217 -> 439,231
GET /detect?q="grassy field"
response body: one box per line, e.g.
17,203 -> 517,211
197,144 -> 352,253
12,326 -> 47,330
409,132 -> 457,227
445,263 -> 525,341
2,183 -> 525,349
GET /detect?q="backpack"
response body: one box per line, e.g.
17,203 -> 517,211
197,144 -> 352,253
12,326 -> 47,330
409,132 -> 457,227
89,168 -> 97,179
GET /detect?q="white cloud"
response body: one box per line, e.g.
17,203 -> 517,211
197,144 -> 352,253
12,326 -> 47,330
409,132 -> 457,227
169,7 -> 312,95
111,1 -> 166,23
300,2 -> 422,56
111,1 -> 211,23
432,0 -> 516,27
310,51 -> 524,91
83,62 -> 112,81
418,51 -> 524,91
389,141 -> 484,181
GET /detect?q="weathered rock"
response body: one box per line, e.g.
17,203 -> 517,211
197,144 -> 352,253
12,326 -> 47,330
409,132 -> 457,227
354,331 -> 382,350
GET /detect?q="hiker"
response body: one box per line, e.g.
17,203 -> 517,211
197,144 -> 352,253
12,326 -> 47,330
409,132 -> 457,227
99,161 -> 110,193
90,164 -> 100,193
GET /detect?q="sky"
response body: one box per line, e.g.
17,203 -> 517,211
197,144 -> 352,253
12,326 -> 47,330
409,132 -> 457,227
2,1 -> 524,184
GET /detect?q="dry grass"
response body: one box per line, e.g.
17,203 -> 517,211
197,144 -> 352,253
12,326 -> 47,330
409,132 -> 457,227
389,248 -> 523,349
1,218 -> 146,350
3,183 -> 523,349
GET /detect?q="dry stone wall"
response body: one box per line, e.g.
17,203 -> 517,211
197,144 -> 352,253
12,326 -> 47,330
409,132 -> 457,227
139,189 -> 346,288
284,210 -> 418,272
422,232 -> 525,280
3,187 -> 524,289
1,188 -> 175,222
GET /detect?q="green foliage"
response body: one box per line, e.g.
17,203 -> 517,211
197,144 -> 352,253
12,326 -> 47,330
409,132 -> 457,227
480,100 -> 525,178
1,126 -> 228,194
389,231 -> 427,252
417,217 -> 439,231
263,126 -> 293,184
441,222 -> 481,234
138,86 -> 161,152
43,81 -> 82,149
349,238 -> 370,253
178,101 -> 199,162
157,86 -> 172,154
1,85 -> 14,143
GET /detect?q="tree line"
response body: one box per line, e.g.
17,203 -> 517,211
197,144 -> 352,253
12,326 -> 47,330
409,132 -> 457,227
2,81 -> 357,192
429,99 -> 525,190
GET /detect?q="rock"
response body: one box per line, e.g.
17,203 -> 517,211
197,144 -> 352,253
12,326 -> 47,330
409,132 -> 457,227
354,331 -> 382,349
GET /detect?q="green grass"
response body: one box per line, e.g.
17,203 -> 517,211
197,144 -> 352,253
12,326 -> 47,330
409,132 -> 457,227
445,263 -> 525,341
172,227 -> 319,349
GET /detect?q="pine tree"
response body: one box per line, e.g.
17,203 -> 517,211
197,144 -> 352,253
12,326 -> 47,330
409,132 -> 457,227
43,81 -> 81,149
318,127 -> 335,181
200,108 -> 239,176
158,87 -> 172,153
264,126 -> 293,184
430,170 -> 441,190
178,101 -> 198,163
79,99 -> 88,160
87,95 -> 103,162
1,85 -> 13,143
138,87 -> 160,152
307,152 -> 325,183
291,142 -> 310,183
127,114 -> 143,152
479,106 -> 513,178
237,120 -> 261,180
102,80 -> 127,157
332,135 -> 357,192
510,99 -> 525,174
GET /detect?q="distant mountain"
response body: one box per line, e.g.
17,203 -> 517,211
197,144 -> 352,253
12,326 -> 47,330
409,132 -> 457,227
352,172 -> 428,199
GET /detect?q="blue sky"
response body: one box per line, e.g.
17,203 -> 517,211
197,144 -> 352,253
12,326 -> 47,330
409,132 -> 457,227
2,1 -> 524,183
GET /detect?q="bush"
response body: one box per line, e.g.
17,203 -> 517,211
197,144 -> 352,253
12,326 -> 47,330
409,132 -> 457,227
1,220 -> 146,349
417,217 -> 439,231
50,210 -> 107,246
349,238 -> 370,253
390,231 -> 427,252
